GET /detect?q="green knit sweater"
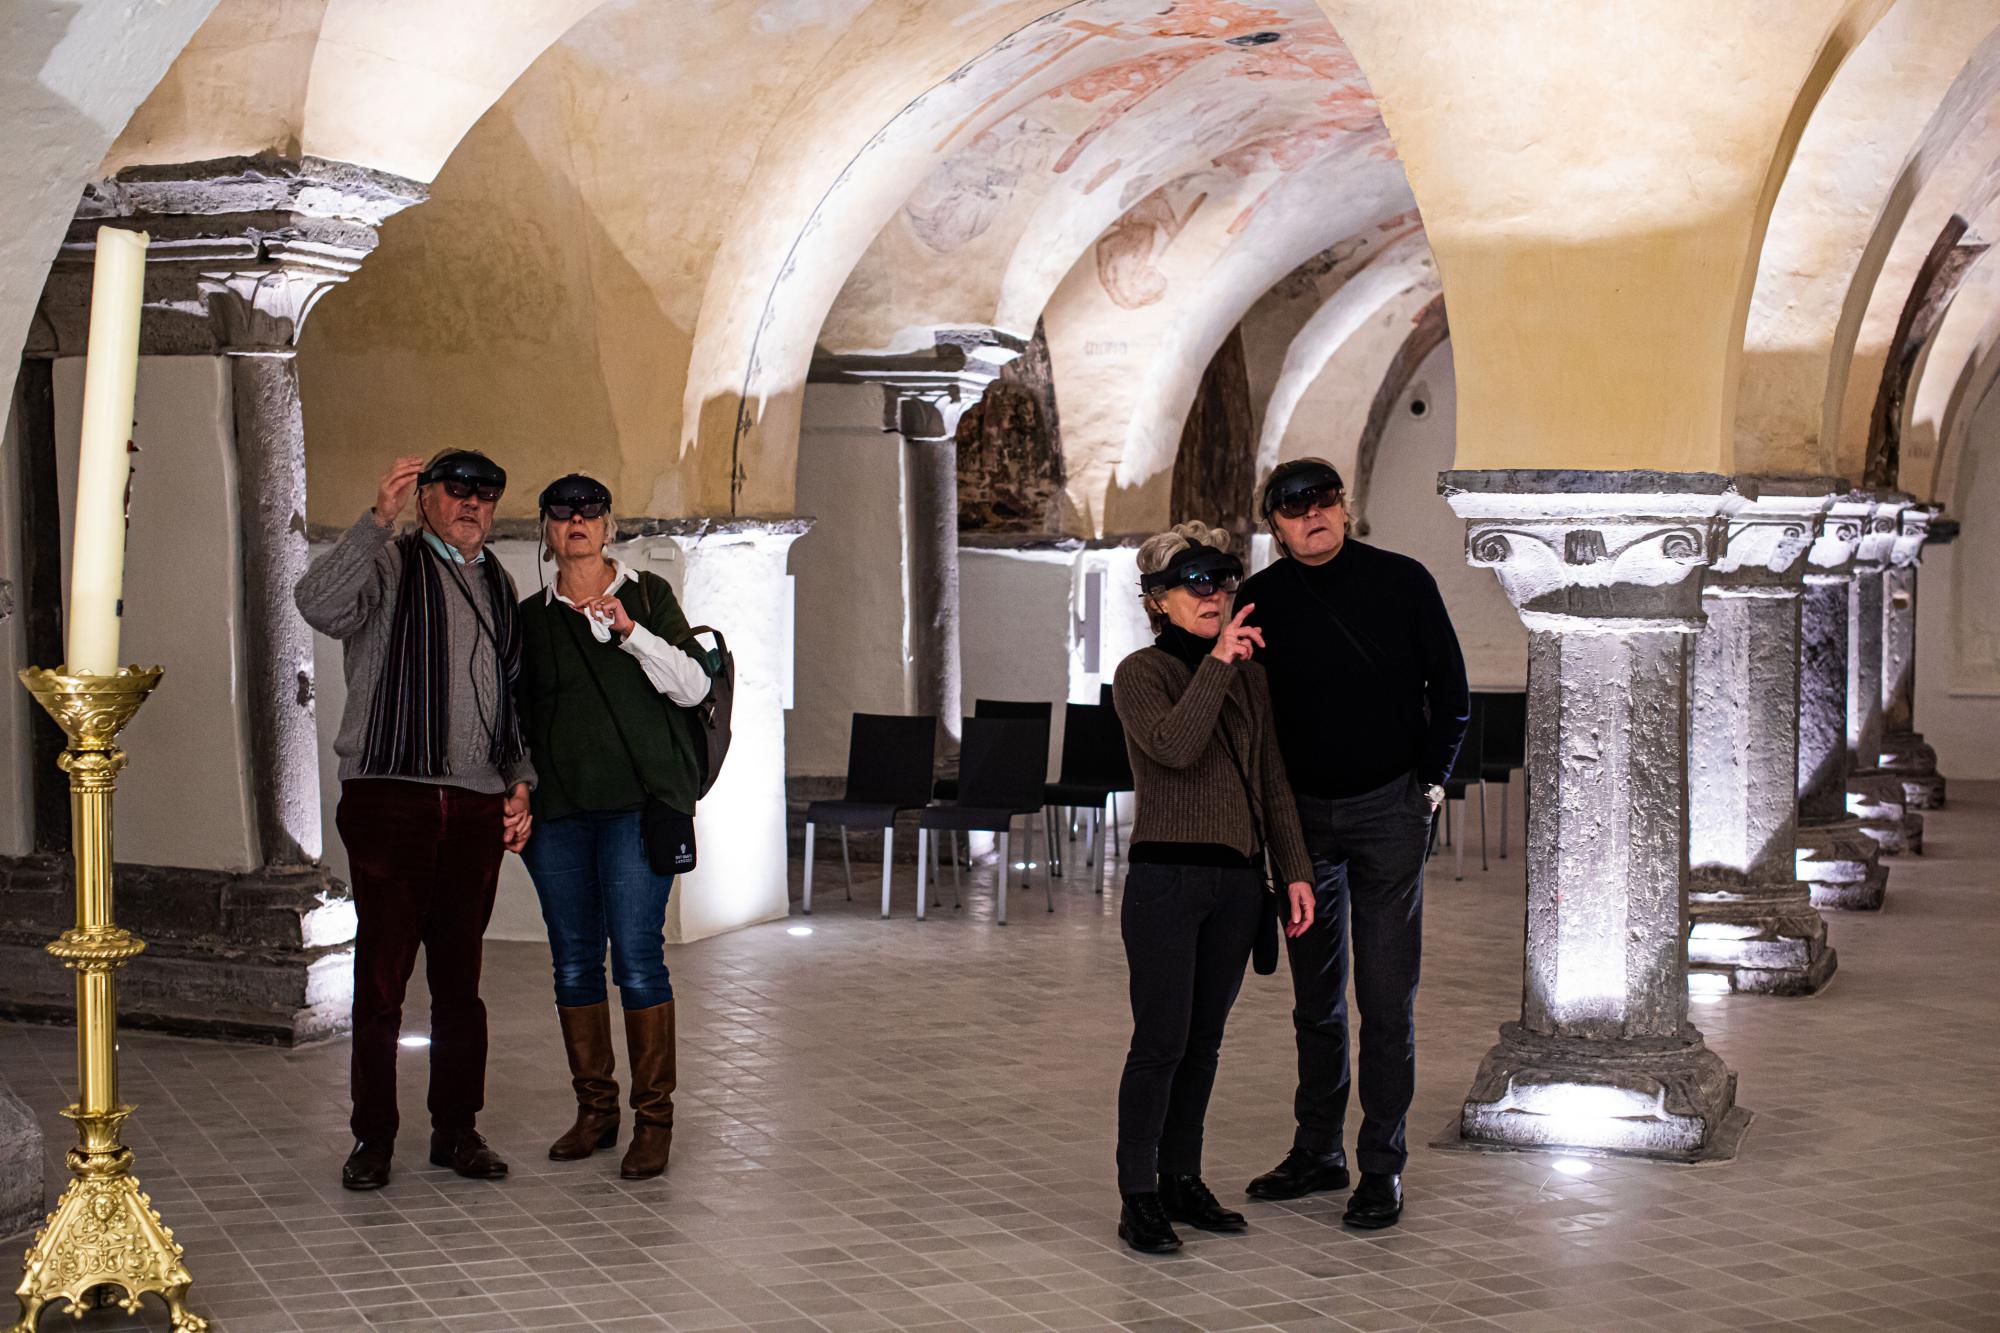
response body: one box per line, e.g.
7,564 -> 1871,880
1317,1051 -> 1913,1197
517,571 -> 707,820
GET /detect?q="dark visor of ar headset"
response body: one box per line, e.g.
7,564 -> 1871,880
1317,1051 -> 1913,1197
1261,462 -> 1343,519
539,474 -> 613,520
1140,543 -> 1244,596
419,453 -> 507,500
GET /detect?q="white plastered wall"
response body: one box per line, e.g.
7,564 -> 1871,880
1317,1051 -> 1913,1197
789,381 -> 913,778
53,356 -> 258,870
1922,381 -> 2000,778
1345,342 -> 1526,691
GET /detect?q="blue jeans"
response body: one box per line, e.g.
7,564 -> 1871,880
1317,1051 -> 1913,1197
520,808 -> 675,1010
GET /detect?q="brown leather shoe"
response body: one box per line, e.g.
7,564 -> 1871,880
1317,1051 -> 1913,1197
549,1002 -> 621,1160
620,1000 -> 676,1180
428,1128 -> 509,1180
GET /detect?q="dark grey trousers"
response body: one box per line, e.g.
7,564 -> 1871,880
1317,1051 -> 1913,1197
1285,770 -> 1432,1175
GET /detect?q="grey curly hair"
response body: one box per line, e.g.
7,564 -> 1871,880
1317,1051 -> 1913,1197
1136,520 -> 1233,633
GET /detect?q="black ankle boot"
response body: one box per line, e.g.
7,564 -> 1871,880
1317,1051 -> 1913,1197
1343,1172 -> 1403,1229
1117,1191 -> 1182,1254
1158,1173 -> 1247,1232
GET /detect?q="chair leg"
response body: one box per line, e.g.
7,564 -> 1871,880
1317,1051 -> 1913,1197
880,826 -> 895,919
1479,781 -> 1489,872
1045,807 -> 1060,880
802,823 -> 815,915
1501,784 -> 1510,859
916,829 -> 928,922
1042,815 -> 1056,913
839,827 -> 854,901
1098,798 -> 1111,895
929,829 -> 942,910
1110,794 -> 1123,860
950,831 -> 963,908
996,829 -> 1010,926
1454,803 -> 1464,882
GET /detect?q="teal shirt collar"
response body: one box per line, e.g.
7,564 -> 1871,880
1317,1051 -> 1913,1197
421,529 -> 486,565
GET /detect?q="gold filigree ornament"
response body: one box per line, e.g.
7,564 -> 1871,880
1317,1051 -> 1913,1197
10,666 -> 205,1333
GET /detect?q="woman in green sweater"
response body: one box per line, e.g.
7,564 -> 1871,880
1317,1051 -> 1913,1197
516,474 -> 711,1180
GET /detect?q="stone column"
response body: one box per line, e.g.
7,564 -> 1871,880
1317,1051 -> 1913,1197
1878,505 -> 1946,808
1796,496 -> 1889,911
1845,494 -> 1922,854
1686,483 -> 1835,995
1437,470 -> 1750,1162
814,331 -> 1022,750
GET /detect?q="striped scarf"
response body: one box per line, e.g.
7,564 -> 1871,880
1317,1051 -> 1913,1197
358,532 -> 524,778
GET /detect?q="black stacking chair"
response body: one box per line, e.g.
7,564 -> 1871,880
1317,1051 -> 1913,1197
1434,695 -> 1487,881
802,714 -> 937,918
917,717 -> 1052,925
1096,680 -> 1137,865
1045,701 -> 1131,895
935,698 -> 1056,874
1475,689 -> 1528,858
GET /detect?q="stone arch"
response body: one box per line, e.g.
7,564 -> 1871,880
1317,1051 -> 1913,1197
1348,291 -> 1447,534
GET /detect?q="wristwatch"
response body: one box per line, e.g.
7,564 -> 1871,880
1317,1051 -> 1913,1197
1424,783 -> 1446,809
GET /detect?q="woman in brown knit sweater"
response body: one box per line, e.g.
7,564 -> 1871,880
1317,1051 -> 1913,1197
1109,521 -> 1316,1255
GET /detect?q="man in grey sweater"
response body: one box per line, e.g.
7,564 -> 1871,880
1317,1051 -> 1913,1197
296,450 -> 535,1191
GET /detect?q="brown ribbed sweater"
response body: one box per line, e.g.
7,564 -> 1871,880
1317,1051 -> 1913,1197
1112,647 -> 1312,886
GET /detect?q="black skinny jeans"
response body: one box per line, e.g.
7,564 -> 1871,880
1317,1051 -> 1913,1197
1285,770 -> 1432,1175
1115,863 -> 1264,1194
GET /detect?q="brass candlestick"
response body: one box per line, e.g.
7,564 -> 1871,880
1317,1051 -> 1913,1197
9,666 -> 205,1333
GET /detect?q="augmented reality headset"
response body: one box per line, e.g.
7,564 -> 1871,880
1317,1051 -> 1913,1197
419,451 -> 507,503
1260,460 -> 1345,521
538,473 -> 613,521
1140,542 -> 1244,599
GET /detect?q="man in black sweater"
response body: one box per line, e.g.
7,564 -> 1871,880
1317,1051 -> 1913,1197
1237,457 -> 1469,1229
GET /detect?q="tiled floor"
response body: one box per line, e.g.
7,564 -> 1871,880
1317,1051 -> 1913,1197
3,786 -> 1998,1332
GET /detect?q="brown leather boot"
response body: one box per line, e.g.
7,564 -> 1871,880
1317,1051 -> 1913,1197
549,1002 -> 620,1161
620,1000 -> 675,1179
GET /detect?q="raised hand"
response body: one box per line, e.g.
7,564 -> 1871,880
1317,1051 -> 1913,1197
576,594 -> 635,639
372,455 -> 427,528
1209,603 -> 1265,664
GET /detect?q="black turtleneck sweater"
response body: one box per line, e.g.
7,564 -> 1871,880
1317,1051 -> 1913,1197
1238,539 -> 1469,799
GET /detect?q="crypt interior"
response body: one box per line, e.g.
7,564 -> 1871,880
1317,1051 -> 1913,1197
2,0 -> 2000,1329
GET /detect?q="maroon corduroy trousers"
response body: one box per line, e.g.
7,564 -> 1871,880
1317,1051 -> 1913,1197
335,778 -> 505,1144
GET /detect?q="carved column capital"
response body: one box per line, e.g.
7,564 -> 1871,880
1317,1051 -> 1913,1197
1804,495 -> 1873,584
1850,491 -> 1913,574
1438,469 -> 1747,632
1889,503 -> 1938,569
1707,481 -> 1836,597
811,328 -> 1025,442
32,154 -> 424,357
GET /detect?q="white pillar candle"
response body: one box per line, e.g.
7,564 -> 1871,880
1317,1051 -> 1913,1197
66,226 -> 149,675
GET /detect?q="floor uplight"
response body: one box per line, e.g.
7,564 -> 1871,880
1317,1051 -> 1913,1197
398,1035 -> 430,1048
1553,1157 -> 1592,1177
787,925 -> 813,937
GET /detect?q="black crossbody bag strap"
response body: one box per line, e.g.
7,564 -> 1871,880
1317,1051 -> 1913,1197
557,605 -> 697,874
1215,702 -> 1285,977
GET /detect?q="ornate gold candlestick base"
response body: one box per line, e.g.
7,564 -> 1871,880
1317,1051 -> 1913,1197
9,667 -> 205,1333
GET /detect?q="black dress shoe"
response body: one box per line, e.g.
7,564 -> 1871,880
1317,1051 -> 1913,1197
341,1140 -> 392,1191
1343,1172 -> 1402,1228
1245,1147 -> 1350,1201
1117,1191 -> 1182,1254
1158,1174 -> 1247,1232
428,1129 -> 509,1180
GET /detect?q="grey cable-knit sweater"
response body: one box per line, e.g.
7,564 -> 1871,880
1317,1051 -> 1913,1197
295,511 -> 536,795
1112,647 -> 1312,886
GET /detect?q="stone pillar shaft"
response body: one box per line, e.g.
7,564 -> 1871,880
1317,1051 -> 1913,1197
1523,625 -> 1688,1039
1844,495 -> 1921,855
228,351 -> 318,863
1796,496 -> 1888,910
903,429 -> 963,741
1437,470 -> 1749,1162
1879,505 -> 1946,808
1685,485 -> 1834,995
